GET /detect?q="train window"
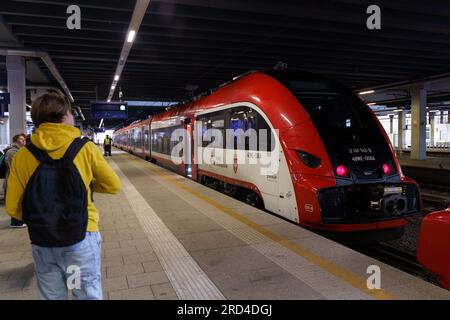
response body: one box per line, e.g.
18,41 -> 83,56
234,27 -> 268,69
199,108 -> 274,152
151,125 -> 179,155
230,111 -> 246,150
229,108 -> 259,151
257,114 -> 274,152
131,130 -> 134,147
144,129 -> 149,150
199,111 -> 226,148
133,128 -> 141,148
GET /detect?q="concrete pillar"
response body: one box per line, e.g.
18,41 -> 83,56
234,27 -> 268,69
389,114 -> 394,134
6,56 -> 27,139
410,85 -> 427,160
430,112 -> 435,147
397,110 -> 404,150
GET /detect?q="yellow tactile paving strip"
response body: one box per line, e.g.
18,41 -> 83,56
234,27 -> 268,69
121,153 -> 397,300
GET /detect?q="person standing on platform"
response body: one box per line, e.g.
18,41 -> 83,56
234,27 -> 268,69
6,92 -> 121,300
4,134 -> 26,228
103,135 -> 112,157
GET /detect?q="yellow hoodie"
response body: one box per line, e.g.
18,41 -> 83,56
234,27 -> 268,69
6,123 -> 121,231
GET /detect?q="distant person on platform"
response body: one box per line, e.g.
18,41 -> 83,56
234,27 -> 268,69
4,134 -> 27,228
6,91 -> 121,300
103,135 -> 112,157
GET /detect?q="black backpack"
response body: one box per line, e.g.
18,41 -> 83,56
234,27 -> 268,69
0,146 -> 12,179
22,138 -> 89,247
0,153 -> 7,179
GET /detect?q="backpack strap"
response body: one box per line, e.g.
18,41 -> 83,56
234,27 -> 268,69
63,138 -> 89,164
26,143 -> 53,163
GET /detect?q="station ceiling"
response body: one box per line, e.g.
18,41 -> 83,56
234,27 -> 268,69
1,0 -> 450,127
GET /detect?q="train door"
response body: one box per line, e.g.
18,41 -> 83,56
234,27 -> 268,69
145,124 -> 151,160
127,131 -> 131,152
140,127 -> 144,154
184,118 -> 193,178
131,129 -> 135,153
254,108 -> 297,222
276,149 -> 298,222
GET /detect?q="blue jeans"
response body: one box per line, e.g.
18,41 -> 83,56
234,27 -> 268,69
31,232 -> 102,300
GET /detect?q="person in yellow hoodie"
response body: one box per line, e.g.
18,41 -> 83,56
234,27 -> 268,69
6,91 -> 121,300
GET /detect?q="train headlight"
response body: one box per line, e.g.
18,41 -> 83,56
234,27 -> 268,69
382,162 -> 396,176
296,150 -> 321,168
335,165 -> 349,177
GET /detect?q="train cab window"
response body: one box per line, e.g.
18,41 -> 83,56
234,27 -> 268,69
295,94 -> 366,130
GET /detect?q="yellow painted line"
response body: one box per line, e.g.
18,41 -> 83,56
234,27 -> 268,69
123,153 -> 397,300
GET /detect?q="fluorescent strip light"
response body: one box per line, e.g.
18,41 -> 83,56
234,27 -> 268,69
114,75 -> 119,81
127,30 -> 136,43
367,102 -> 376,106
359,90 -> 375,95
99,118 -> 104,128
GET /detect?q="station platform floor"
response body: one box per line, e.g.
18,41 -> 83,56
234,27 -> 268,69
1,149 -> 449,300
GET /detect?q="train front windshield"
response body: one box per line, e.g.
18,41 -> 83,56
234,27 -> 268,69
296,94 -> 367,130
265,70 -> 395,178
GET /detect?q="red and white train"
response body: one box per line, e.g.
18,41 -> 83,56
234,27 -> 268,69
113,69 -> 421,237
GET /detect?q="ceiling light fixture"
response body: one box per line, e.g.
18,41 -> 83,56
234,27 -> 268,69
107,0 -> 150,102
127,30 -> 136,43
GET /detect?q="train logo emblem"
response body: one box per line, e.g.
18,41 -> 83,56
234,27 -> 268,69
210,149 -> 215,165
304,204 -> 314,213
233,154 -> 238,173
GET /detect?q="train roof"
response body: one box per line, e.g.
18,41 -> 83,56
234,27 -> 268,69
114,69 -> 352,133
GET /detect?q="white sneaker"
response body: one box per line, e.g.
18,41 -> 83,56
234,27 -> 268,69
10,224 -> 27,229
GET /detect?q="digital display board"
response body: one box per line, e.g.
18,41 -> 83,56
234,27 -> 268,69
90,101 -> 128,119
0,93 -> 10,118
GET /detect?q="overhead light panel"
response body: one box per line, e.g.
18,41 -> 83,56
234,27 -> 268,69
359,90 -> 375,95
127,30 -> 136,43
107,0 -> 150,101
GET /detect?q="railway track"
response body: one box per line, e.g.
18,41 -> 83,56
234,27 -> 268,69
349,185 -> 449,289
355,242 -> 442,287
420,185 -> 449,213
